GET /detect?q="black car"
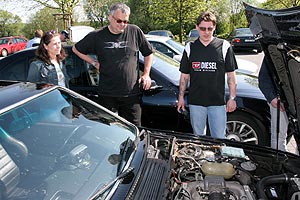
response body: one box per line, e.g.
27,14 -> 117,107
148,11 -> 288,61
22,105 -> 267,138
0,46 -> 270,145
0,80 -> 299,200
228,28 -> 263,53
244,3 -> 300,154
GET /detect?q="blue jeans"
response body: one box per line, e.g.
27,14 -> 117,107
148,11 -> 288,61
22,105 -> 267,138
269,103 -> 288,151
189,105 -> 226,139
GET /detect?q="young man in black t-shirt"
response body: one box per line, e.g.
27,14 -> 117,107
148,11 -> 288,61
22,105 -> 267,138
73,3 -> 153,126
177,11 -> 238,138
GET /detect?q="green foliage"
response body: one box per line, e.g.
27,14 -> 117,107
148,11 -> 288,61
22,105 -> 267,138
32,0 -> 80,28
0,10 -> 23,36
1,0 -> 293,42
261,0 -> 300,9
83,0 -> 125,28
22,7 -> 64,39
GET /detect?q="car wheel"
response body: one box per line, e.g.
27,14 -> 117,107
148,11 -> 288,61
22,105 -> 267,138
1,49 -> 8,57
226,112 -> 269,146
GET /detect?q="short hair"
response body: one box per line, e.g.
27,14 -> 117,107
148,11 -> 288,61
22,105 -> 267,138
61,30 -> 69,39
196,11 -> 217,26
34,29 -> 43,38
109,3 -> 130,16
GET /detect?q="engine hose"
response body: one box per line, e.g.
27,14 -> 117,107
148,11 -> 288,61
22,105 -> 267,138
256,173 -> 290,200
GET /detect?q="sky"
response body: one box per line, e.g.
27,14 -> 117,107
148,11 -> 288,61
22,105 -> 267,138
1,0 -> 42,22
0,0 -> 84,23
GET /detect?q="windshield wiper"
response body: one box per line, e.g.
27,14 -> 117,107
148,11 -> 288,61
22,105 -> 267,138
89,167 -> 134,200
117,137 -> 135,175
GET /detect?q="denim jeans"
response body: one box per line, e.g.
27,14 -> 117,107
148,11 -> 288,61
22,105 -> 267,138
189,104 -> 226,139
269,103 -> 288,151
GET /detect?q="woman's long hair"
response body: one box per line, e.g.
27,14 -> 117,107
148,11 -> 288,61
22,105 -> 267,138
35,30 -> 67,65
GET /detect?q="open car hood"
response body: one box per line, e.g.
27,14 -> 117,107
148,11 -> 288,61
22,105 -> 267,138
244,3 -> 300,142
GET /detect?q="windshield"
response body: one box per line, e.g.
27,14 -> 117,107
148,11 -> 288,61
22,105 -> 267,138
0,88 -> 137,199
235,28 -> 253,37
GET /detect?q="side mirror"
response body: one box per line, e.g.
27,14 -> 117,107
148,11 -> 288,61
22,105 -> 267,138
173,55 -> 182,62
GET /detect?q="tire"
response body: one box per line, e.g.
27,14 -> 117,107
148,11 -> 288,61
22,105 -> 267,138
226,112 -> 269,146
1,49 -> 8,57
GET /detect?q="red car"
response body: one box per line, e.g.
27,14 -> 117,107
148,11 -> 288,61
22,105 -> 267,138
0,36 -> 28,57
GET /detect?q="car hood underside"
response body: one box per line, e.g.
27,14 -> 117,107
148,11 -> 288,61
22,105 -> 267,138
244,3 -> 300,138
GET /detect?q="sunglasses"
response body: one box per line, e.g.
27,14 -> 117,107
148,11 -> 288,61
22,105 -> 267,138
112,15 -> 129,24
199,26 -> 214,32
46,30 -> 57,35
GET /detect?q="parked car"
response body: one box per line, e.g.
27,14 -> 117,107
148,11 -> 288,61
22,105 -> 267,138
228,28 -> 262,53
0,80 -> 299,200
147,34 -> 260,76
145,34 -> 184,62
245,3 -> 300,154
147,30 -> 175,39
185,28 -> 198,44
0,36 -> 28,57
0,46 -> 270,145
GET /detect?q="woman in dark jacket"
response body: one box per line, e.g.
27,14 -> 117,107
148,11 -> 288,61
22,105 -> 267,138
27,30 -> 69,87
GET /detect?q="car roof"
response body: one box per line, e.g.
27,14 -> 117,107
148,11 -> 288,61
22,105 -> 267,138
145,34 -> 171,42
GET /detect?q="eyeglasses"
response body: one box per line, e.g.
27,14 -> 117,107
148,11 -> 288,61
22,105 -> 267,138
198,26 -> 214,32
112,15 -> 129,24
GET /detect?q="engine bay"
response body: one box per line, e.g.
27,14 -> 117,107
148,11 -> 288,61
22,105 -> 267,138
146,131 -> 300,200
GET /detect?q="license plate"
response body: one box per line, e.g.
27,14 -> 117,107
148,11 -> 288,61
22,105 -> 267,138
245,39 -> 255,42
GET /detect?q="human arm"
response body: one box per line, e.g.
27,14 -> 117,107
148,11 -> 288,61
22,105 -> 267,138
270,98 -> 286,112
72,46 -> 99,71
139,54 -> 153,90
177,73 -> 190,113
226,71 -> 237,112
27,61 -> 41,82
258,58 -> 277,103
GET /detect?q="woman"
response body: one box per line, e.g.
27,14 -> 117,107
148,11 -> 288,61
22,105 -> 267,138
27,30 -> 69,87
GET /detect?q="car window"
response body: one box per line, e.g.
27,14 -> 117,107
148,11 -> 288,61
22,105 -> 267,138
236,29 -> 253,37
10,38 -> 16,44
188,29 -> 199,38
66,52 -> 99,87
0,38 -> 7,44
165,39 -> 185,53
0,56 -> 29,81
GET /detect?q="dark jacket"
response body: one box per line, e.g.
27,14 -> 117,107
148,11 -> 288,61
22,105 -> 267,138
27,59 -> 69,88
258,58 -> 277,103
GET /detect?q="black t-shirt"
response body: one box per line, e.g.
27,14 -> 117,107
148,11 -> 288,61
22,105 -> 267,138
74,25 -> 153,97
180,38 -> 238,106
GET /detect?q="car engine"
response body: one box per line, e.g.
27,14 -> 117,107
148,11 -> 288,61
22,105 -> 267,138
145,131 -> 300,200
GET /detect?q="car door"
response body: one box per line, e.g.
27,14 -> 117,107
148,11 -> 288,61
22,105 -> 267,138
64,48 -> 99,103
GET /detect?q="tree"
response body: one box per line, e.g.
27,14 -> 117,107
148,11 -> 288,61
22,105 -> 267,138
261,0 -> 300,8
23,7 -> 64,38
83,0 -> 123,28
32,0 -> 80,28
128,0 -> 207,43
0,10 -> 23,36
